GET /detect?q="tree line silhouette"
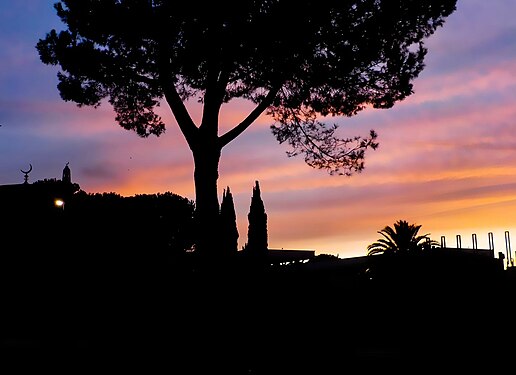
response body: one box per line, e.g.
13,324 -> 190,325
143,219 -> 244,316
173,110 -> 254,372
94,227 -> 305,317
1,180 -> 194,254
1,176 -> 273,265
0,175 -> 513,369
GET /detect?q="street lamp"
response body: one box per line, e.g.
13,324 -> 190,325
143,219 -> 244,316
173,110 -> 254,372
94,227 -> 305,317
54,198 -> 65,210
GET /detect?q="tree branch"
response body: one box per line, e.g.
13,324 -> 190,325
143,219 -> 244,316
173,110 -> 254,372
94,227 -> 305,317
158,44 -> 198,146
219,86 -> 280,148
161,78 -> 199,147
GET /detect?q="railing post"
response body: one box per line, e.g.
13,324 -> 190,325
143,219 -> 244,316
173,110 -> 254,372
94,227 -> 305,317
472,233 -> 478,249
504,231 -> 512,268
488,232 -> 495,250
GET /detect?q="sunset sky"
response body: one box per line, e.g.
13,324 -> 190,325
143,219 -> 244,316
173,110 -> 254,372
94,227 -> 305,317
1,1 -> 515,259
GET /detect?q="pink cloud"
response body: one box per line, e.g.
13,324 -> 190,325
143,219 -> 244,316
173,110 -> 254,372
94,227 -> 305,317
409,60 -> 516,105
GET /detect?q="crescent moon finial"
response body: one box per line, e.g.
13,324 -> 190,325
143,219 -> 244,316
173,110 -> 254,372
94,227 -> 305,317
20,163 -> 32,184
20,163 -> 33,174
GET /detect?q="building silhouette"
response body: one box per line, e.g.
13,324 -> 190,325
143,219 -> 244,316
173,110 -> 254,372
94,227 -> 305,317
0,163 -> 79,249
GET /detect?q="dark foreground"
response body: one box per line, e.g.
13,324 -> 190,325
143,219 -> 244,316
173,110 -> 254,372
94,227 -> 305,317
1,250 -> 513,372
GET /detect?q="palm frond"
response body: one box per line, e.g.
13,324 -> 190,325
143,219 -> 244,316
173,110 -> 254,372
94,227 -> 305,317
366,220 -> 437,256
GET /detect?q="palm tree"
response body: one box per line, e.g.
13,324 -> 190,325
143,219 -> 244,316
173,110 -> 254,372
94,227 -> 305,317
367,220 -> 439,256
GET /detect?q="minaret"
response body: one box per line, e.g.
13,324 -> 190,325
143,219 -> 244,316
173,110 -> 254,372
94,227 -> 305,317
62,162 -> 71,184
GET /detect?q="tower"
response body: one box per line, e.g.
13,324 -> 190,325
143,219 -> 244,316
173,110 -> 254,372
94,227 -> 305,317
62,162 -> 71,184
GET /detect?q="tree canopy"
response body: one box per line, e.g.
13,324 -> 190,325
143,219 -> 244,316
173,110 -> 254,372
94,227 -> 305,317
37,0 -> 457,176
37,0 -> 457,254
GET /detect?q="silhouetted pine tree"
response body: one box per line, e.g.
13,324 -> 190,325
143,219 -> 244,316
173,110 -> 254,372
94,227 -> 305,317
243,181 -> 268,256
219,186 -> 239,255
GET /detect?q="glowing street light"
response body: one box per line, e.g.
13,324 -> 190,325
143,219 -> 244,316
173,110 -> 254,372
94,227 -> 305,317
54,198 -> 65,210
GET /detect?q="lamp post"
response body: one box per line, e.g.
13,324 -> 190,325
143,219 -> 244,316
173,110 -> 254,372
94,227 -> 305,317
54,198 -> 65,210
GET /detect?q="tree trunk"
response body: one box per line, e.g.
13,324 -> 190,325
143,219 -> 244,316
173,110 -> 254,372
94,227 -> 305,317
191,138 -> 222,259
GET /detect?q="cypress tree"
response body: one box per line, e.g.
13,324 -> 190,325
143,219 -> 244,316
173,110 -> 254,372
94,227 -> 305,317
220,186 -> 239,255
244,181 -> 268,256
